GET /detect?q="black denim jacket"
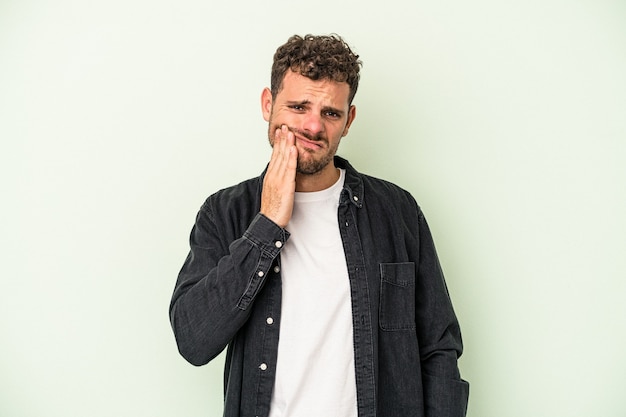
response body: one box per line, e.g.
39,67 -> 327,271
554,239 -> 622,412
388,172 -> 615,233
170,156 -> 469,417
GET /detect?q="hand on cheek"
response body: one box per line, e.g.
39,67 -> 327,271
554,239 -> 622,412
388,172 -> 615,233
260,125 -> 298,228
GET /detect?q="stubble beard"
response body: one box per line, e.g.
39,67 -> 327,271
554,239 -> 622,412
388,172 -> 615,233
267,124 -> 338,176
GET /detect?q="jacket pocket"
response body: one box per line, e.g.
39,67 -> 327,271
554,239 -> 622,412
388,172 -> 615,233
379,262 -> 416,331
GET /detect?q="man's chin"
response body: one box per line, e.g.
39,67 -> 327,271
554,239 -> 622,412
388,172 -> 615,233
296,163 -> 323,176
296,155 -> 333,176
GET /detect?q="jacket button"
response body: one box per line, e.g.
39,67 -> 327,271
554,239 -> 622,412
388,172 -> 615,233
257,271 -> 264,277
266,317 -> 274,325
274,265 -> 280,273
275,241 -> 283,248
259,363 -> 268,371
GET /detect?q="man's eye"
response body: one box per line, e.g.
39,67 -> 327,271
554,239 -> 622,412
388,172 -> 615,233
325,111 -> 340,118
289,105 -> 304,111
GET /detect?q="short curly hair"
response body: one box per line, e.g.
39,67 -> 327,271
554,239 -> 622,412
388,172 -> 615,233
271,34 -> 362,105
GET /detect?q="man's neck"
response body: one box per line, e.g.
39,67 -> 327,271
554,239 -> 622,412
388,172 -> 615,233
295,165 -> 340,192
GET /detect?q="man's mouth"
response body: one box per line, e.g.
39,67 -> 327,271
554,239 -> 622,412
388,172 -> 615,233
288,127 -> 326,151
295,135 -> 324,150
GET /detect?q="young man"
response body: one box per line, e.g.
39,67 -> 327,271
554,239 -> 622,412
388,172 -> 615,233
170,34 -> 469,417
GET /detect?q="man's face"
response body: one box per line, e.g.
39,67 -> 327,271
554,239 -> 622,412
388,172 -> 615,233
261,70 -> 356,175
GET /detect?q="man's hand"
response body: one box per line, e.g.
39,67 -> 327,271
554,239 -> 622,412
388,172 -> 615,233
260,125 -> 298,228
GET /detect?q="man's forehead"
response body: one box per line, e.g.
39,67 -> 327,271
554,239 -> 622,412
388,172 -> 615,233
279,70 -> 350,104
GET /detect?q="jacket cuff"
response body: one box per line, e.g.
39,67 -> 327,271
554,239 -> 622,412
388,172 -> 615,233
243,213 -> 290,257
423,374 -> 469,417
237,213 -> 289,310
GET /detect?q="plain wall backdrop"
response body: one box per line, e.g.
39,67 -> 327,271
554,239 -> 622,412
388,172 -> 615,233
1,0 -> 625,416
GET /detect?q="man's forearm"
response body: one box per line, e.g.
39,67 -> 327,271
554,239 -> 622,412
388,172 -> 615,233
170,212 -> 287,366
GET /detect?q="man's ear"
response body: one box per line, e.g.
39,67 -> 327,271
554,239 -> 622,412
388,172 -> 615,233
342,105 -> 357,137
261,88 -> 273,122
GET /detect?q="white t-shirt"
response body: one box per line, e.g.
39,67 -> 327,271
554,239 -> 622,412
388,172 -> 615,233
269,169 -> 357,417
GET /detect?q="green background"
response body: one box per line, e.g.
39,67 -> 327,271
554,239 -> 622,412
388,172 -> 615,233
1,0 -> 625,416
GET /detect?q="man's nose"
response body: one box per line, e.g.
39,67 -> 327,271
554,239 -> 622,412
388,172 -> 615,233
302,112 -> 323,136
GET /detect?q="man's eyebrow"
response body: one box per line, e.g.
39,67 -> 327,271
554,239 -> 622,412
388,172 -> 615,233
285,100 -> 311,106
284,100 -> 345,116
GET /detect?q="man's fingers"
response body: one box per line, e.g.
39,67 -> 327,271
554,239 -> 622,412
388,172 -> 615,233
260,125 -> 298,228
281,126 -> 297,174
269,125 -> 296,176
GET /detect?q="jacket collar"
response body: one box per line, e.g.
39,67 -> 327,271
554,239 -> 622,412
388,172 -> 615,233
335,156 -> 364,209
257,155 -> 364,209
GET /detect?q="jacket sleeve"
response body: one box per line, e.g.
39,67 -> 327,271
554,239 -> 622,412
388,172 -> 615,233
415,210 -> 469,417
169,202 -> 288,366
